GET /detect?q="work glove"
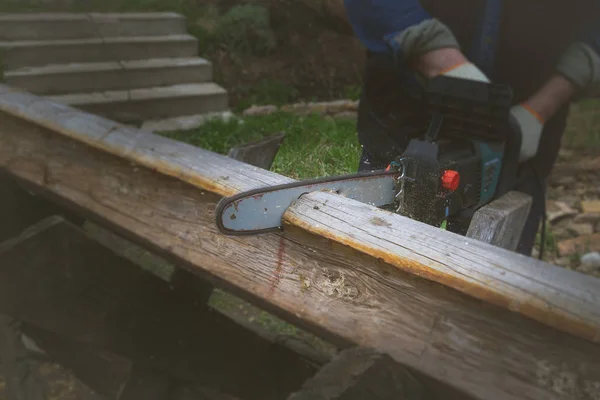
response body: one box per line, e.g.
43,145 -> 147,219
386,18 -> 461,59
509,104 -> 545,163
556,41 -> 600,97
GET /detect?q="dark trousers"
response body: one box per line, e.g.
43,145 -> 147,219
357,106 -> 568,257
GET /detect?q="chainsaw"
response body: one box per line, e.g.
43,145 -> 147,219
215,76 -> 521,236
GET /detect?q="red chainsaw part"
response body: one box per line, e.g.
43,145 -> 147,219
441,170 -> 460,191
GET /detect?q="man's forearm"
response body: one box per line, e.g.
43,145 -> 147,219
415,48 -> 576,120
524,74 -> 577,122
412,48 -> 468,78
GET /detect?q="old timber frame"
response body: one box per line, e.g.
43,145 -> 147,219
0,84 -> 599,400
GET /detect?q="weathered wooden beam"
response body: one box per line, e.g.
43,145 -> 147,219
0,86 -> 599,400
287,346 -> 474,400
0,215 -> 317,400
466,190 -> 533,251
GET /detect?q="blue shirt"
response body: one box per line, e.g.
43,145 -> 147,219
343,0 -> 600,59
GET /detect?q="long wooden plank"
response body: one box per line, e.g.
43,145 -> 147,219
1,85 -> 600,400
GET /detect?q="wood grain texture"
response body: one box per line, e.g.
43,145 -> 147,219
1,86 -> 600,400
466,190 -> 533,251
284,192 -> 600,342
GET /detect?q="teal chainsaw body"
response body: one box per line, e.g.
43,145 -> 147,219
215,76 -> 521,236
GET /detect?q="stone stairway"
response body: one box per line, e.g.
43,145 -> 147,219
0,12 -> 230,130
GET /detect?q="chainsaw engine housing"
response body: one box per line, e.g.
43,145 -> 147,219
393,75 -> 521,234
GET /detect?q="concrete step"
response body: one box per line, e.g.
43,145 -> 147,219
47,83 -> 229,125
0,34 -> 198,70
141,111 -> 236,133
0,12 -> 187,41
5,58 -> 213,95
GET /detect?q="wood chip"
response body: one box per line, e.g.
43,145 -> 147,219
573,213 -> 600,224
546,201 -> 578,223
557,233 -> 600,257
582,200 -> 600,214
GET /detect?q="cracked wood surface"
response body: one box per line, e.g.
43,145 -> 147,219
1,85 -> 600,400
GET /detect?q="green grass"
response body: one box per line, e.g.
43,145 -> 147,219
534,223 -> 557,260
160,112 -> 361,180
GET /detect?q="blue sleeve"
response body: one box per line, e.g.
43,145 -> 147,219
580,15 -> 600,56
343,0 -> 432,53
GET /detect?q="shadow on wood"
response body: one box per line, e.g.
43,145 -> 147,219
0,216 -> 317,400
0,171 -> 85,242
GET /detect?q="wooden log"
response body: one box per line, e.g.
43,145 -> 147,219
1,87 -> 600,400
287,346 -> 474,400
227,132 -> 286,170
0,216 -> 318,400
466,190 -> 533,251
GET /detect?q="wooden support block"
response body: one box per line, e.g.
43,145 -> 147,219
0,216 -> 318,400
0,315 -> 48,400
288,347 -> 474,400
227,132 -> 286,170
466,191 -> 533,251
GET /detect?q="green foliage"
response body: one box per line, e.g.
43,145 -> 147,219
564,100 -> 600,149
160,112 -> 361,180
215,4 -> 276,56
343,85 -> 362,101
534,223 -> 557,259
235,79 -> 300,111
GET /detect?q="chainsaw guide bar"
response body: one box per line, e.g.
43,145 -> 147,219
215,170 -> 400,236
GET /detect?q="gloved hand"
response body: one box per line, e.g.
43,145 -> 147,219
556,41 -> 600,97
509,104 -> 545,162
